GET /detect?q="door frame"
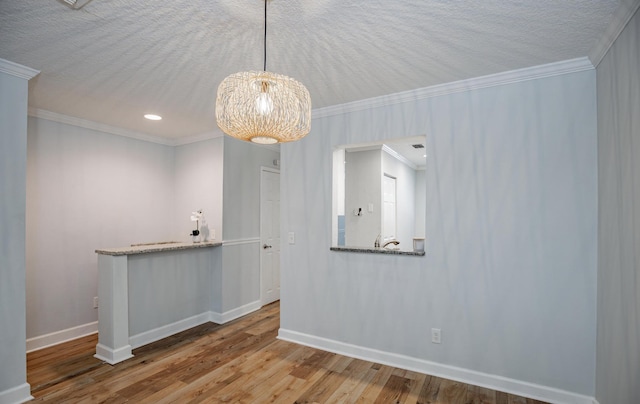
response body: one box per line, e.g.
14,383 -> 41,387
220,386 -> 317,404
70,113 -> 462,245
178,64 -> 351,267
382,173 -> 397,242
259,166 -> 280,307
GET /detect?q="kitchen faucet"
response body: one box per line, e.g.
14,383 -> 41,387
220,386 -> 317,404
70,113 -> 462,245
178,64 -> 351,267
382,240 -> 400,248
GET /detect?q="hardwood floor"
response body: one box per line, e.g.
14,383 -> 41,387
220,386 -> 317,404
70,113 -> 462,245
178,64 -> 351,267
27,302 -> 547,403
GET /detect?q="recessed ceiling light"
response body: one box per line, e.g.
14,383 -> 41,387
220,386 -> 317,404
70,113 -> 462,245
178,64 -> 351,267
144,114 -> 162,121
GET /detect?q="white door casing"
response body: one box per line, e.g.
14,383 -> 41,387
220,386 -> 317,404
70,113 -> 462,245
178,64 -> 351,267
382,174 -> 397,242
260,168 -> 280,306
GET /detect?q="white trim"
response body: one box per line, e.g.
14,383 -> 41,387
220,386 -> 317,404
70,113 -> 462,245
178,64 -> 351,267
278,328 -> 596,404
312,57 -> 594,120
28,108 -> 176,146
589,0 -> 640,67
27,108 -> 280,148
210,300 -> 261,324
0,58 -> 39,80
23,57 -> 597,147
94,343 -> 134,365
34,303 -> 260,366
260,167 -> 281,306
260,166 -> 281,175
26,321 -> 98,353
0,383 -> 33,404
129,312 -> 210,349
382,144 -> 417,170
223,237 -> 260,247
172,130 -> 224,146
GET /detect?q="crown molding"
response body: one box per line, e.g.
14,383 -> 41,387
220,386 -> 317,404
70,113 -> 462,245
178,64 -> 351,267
0,58 -> 40,80
589,0 -> 640,67
28,108 -> 177,146
26,107 -> 225,146
312,57 -> 594,120
382,145 -> 417,170
172,130 -> 224,146
27,108 -> 282,150
27,56 -> 597,147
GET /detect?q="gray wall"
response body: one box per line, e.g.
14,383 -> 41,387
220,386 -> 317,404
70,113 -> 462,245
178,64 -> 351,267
0,63 -> 33,403
222,137 -> 280,241
26,118 -> 175,339
24,116 -> 275,345
595,7 -> 640,404
345,149 -> 381,246
174,138 -> 223,243
128,249 -> 214,336
280,70 -> 598,395
221,137 -> 280,312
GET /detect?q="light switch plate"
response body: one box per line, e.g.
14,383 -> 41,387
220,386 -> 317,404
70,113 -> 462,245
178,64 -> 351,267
288,232 -> 295,244
431,328 -> 441,344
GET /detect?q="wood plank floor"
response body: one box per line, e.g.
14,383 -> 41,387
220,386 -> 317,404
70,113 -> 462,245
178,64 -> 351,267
27,302 -> 548,403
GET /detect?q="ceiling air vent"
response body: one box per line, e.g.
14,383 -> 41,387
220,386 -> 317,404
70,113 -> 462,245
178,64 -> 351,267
411,144 -> 425,149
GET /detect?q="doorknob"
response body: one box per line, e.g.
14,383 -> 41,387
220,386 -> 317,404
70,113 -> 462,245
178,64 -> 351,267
263,244 -> 272,249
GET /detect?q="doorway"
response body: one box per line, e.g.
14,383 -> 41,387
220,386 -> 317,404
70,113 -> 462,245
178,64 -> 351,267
260,167 -> 280,306
382,174 -> 397,242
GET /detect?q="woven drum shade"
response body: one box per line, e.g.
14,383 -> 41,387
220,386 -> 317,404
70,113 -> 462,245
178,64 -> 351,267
216,70 -> 311,144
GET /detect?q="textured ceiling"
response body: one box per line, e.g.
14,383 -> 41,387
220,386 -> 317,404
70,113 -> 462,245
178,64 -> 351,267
0,0 -> 620,140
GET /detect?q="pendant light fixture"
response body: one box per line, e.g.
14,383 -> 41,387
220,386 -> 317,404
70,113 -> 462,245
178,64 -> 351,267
215,0 -> 311,144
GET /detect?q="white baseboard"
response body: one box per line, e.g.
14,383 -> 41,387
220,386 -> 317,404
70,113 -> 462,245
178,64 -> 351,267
0,383 -> 33,404
210,300 -> 262,324
26,321 -> 98,353
94,343 -> 134,365
128,301 -> 261,350
26,301 -> 261,362
129,312 -> 211,349
278,328 -> 596,404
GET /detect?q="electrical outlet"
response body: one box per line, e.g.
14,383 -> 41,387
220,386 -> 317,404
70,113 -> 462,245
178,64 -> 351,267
93,296 -> 99,309
431,328 -> 441,344
288,232 -> 295,244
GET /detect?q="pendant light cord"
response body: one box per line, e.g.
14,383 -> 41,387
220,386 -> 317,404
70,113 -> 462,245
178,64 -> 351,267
263,0 -> 267,71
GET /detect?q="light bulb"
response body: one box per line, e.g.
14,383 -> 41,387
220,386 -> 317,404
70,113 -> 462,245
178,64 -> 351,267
256,92 -> 273,116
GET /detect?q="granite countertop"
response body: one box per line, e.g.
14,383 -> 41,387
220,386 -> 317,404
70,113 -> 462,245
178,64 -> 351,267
96,241 -> 222,256
330,246 -> 425,256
